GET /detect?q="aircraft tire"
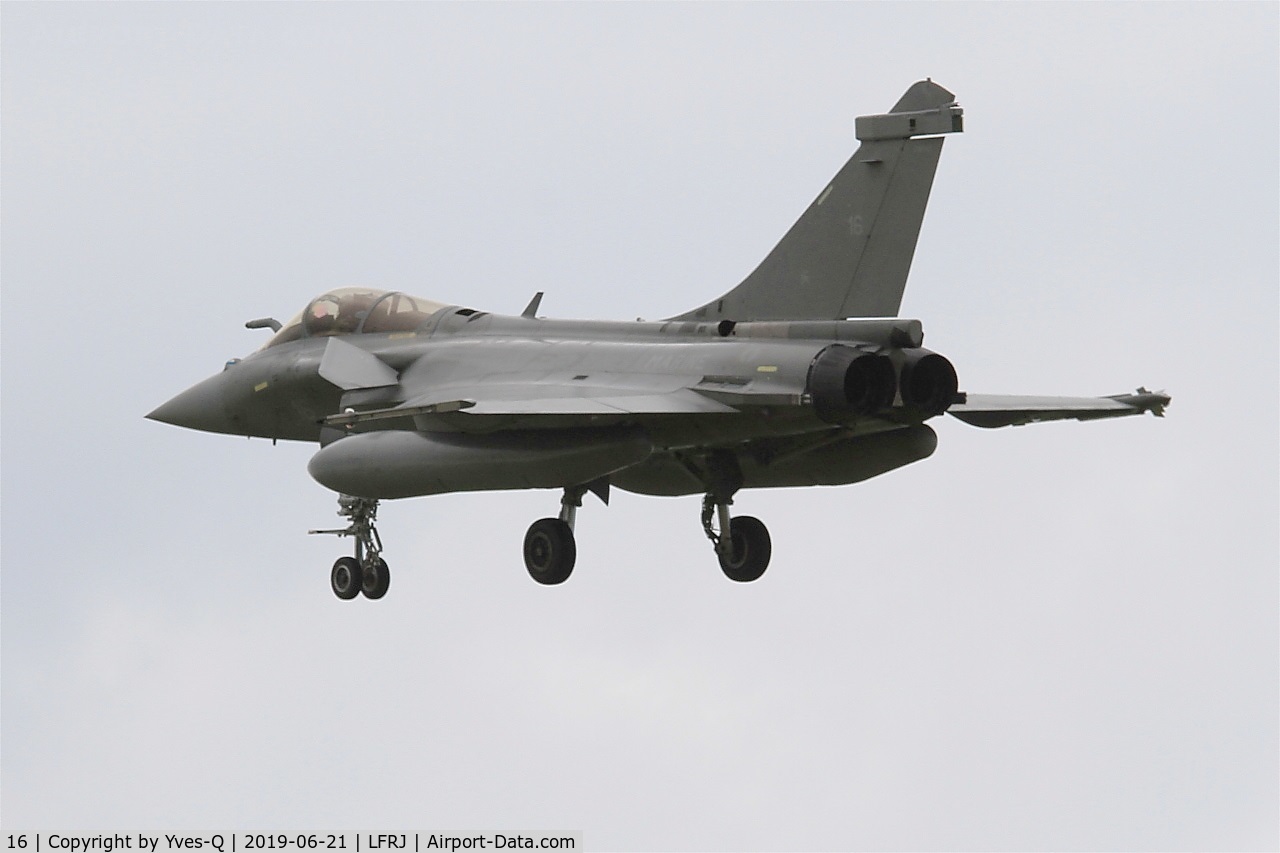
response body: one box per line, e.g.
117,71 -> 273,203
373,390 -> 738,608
718,516 -> 771,582
362,558 -> 391,600
331,556 -> 363,600
524,518 -> 576,585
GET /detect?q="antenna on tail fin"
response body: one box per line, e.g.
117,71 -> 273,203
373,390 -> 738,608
673,80 -> 962,323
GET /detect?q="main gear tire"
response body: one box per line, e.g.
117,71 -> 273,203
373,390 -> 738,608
718,515 -> 771,582
524,518 -> 576,585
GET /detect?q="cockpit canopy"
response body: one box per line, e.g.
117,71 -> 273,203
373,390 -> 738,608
264,287 -> 449,348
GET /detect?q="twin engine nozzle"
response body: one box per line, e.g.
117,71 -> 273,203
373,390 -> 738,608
808,344 -> 958,421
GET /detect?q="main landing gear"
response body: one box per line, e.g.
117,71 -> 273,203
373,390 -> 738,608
523,485 -> 587,585
521,454 -> 773,587
694,448 -> 771,582
701,494 -> 772,583
310,495 -> 391,601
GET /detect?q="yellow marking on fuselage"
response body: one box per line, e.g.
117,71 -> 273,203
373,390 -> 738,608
757,365 -> 779,373
254,381 -> 269,392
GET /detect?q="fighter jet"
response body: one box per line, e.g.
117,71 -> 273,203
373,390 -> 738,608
148,80 -> 1169,600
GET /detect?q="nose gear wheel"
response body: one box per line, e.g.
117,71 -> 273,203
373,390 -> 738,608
330,556 -> 363,600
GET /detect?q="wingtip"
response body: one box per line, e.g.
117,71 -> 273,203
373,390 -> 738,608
1121,387 -> 1171,417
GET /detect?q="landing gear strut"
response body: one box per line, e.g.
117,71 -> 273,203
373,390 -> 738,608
310,495 -> 391,600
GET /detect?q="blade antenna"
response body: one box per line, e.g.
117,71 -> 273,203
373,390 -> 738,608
521,292 -> 544,319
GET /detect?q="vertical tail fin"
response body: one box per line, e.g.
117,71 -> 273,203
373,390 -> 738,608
674,80 -> 962,322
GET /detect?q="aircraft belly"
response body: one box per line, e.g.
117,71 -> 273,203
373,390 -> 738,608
740,424 -> 937,488
636,409 -> 830,448
307,426 -> 652,499
613,424 -> 937,496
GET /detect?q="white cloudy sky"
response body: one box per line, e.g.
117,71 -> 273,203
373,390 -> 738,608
2,3 -> 1276,850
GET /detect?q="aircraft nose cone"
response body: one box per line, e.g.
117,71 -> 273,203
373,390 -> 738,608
147,373 -> 237,434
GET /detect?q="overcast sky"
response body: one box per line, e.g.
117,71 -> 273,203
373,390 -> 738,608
2,3 -> 1277,850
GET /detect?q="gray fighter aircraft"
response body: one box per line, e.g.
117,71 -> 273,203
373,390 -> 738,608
148,80 -> 1169,600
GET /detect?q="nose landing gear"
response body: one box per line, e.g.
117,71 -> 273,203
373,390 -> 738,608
311,495 -> 391,600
